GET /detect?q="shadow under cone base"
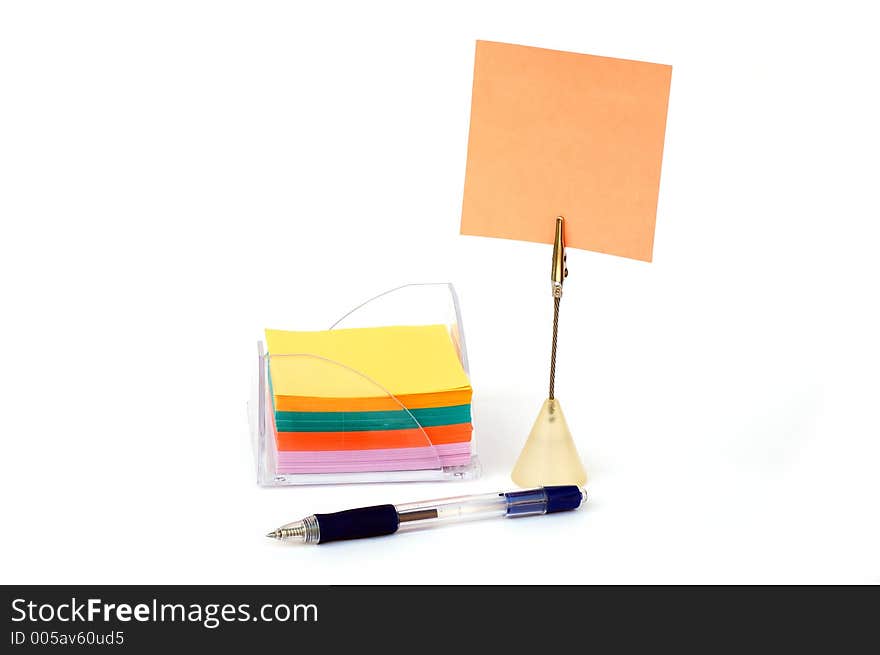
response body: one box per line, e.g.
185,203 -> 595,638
511,398 -> 587,487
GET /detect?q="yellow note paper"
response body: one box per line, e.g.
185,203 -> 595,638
265,325 -> 471,400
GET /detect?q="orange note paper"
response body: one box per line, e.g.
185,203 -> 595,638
460,41 -> 672,262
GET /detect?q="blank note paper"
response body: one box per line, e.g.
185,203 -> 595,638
264,325 -> 473,474
460,40 -> 672,262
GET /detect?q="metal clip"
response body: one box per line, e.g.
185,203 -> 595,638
551,216 -> 567,297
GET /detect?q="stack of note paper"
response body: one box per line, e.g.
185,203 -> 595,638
264,325 -> 473,474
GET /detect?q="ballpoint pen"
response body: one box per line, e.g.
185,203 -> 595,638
266,485 -> 587,544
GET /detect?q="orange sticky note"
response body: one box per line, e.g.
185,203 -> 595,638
460,41 -> 672,262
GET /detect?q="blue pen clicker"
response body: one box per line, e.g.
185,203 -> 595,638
266,485 -> 587,544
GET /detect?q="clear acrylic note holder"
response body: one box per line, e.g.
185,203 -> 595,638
249,283 -> 481,486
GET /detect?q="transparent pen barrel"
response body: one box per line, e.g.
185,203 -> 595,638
395,493 -> 508,531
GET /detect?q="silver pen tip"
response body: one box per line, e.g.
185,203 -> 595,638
264,518 -> 314,543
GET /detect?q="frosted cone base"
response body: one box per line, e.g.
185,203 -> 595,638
511,398 -> 587,487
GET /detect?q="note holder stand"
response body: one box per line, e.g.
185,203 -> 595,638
249,283 -> 481,486
511,217 -> 588,487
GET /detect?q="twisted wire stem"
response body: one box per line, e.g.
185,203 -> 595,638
549,295 -> 560,399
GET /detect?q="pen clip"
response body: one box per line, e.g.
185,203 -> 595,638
551,216 -> 567,298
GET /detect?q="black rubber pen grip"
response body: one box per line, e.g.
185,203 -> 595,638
314,504 -> 400,544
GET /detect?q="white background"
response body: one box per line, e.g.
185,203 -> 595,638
1,1 -> 878,584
